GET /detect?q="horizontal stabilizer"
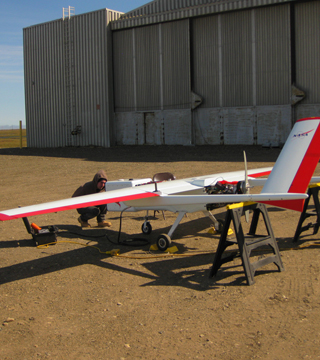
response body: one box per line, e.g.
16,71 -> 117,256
124,193 -> 308,209
249,176 -> 320,188
311,177 -> 320,184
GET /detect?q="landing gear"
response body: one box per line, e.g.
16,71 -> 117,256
157,234 -> 172,251
141,221 -> 152,235
202,210 -> 225,233
217,219 -> 225,233
142,211 -> 186,251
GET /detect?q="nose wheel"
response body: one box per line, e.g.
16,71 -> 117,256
157,234 -> 172,251
141,221 -> 152,235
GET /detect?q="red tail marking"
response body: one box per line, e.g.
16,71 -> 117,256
288,124 -> 320,194
262,119 -> 320,212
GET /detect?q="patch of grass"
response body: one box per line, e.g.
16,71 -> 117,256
0,129 -> 27,148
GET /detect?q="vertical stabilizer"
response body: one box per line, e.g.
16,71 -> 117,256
261,117 -> 320,211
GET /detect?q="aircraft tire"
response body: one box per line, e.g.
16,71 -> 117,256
141,221 -> 152,234
157,234 -> 171,251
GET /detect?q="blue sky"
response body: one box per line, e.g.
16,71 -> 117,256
0,0 -> 148,128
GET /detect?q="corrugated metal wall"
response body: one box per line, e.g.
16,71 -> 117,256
122,0 -> 293,18
162,20 -> 190,109
192,4 -> 291,109
294,0 -> 320,120
113,19 -> 190,112
255,5 -> 290,105
24,9 -> 122,147
192,15 -> 220,108
24,1 -> 320,147
112,0 -> 294,29
113,29 -> 135,111
113,19 -> 191,145
112,2 -> 295,146
221,10 -> 253,107
191,4 -> 292,145
295,1 -> 320,104
135,24 -> 161,110
24,20 -> 66,147
72,10 -> 109,147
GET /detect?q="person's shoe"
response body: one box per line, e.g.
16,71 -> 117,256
97,220 -> 112,228
78,216 -> 91,228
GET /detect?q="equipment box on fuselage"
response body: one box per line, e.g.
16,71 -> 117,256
105,178 -> 152,212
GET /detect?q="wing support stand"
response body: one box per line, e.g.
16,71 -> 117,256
293,184 -> 320,242
209,202 -> 284,285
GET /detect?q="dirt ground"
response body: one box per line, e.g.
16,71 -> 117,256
0,145 -> 320,360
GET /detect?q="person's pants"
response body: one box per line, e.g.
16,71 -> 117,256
77,204 -> 107,222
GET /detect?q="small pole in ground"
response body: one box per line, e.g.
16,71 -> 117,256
19,120 -> 22,149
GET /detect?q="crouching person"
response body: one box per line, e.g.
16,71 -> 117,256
72,170 -> 111,228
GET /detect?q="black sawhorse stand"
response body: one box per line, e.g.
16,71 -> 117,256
293,185 -> 320,242
209,202 -> 284,285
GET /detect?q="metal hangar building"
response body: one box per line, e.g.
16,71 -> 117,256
23,0 -> 320,147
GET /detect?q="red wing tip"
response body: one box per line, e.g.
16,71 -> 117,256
0,214 -> 12,221
261,199 -> 305,212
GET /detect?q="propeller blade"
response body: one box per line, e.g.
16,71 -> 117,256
243,150 -> 249,194
243,150 -> 250,222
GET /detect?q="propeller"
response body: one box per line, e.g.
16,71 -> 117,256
243,151 -> 250,222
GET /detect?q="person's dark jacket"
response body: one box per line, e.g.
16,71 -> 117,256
72,170 -> 107,197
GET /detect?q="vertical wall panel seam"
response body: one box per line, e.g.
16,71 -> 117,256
159,24 -> 164,110
132,29 -> 137,111
252,9 -> 256,106
218,14 -> 222,107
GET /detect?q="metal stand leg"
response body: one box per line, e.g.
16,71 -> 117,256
209,202 -> 284,285
293,185 -> 320,242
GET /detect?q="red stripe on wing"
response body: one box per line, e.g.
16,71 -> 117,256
0,192 -> 159,221
250,170 -> 272,178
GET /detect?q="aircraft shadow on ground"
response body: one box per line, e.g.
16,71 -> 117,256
0,225 -> 304,291
1,218 -> 318,288
0,240 -> 246,290
0,221 -> 236,289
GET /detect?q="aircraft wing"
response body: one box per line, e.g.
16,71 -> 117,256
0,186 -> 160,221
0,167 -> 272,221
